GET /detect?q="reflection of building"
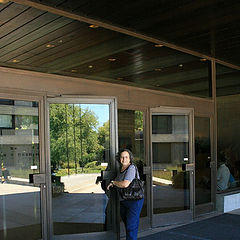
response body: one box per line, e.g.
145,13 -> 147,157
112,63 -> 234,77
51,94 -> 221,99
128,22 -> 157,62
0,100 -> 39,175
118,109 -> 144,162
152,115 -> 188,169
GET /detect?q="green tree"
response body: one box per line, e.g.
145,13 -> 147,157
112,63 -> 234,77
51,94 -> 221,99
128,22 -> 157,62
97,120 -> 110,163
50,104 -> 102,172
135,111 -> 143,131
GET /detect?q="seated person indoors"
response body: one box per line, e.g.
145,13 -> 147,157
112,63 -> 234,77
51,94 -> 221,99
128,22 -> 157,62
217,153 -> 230,191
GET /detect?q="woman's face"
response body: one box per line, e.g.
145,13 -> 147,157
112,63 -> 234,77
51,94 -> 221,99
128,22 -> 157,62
120,151 -> 131,166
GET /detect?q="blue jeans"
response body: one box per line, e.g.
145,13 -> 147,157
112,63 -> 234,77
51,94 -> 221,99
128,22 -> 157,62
120,198 -> 144,240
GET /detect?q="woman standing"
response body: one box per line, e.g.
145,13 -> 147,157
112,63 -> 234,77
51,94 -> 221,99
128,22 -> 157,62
107,149 -> 144,240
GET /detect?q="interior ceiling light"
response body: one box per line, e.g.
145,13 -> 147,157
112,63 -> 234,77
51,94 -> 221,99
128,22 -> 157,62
88,65 -> 93,69
0,0 -> 10,3
154,68 -> 162,71
12,59 -> 19,63
178,64 -> 183,67
200,58 -> 207,61
155,44 -> 164,48
89,24 -> 99,28
59,40 -> 63,43
46,44 -> 55,48
108,58 -> 116,62
71,69 -> 77,73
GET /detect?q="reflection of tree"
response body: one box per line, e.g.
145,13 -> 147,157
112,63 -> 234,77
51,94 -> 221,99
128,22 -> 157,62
50,104 -> 107,173
15,115 -> 38,129
135,111 -> 143,131
97,120 -> 109,163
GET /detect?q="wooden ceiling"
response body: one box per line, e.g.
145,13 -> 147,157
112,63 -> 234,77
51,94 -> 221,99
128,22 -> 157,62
0,0 -> 239,97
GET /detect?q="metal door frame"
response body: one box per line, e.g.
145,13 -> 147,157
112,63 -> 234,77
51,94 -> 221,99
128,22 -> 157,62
45,95 -> 119,240
149,106 -> 195,227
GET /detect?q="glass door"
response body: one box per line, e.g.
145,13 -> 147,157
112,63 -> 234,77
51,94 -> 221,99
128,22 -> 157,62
150,107 -> 194,227
0,97 -> 43,240
46,96 -> 118,240
195,116 -> 214,215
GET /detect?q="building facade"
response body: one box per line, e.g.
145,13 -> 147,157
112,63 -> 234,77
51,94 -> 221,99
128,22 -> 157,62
0,1 -> 239,240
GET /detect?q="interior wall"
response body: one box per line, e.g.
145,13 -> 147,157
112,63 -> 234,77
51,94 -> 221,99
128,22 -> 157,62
0,67 -> 214,115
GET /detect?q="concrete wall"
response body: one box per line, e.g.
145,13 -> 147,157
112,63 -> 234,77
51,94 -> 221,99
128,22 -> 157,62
0,67 -> 214,116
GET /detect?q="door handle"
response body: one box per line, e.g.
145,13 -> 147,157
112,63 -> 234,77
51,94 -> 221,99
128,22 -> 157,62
210,161 -> 215,168
29,173 -> 46,184
182,163 -> 194,171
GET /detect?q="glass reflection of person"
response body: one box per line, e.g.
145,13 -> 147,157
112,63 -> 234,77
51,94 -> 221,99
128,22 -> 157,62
217,153 -> 230,191
107,149 -> 144,240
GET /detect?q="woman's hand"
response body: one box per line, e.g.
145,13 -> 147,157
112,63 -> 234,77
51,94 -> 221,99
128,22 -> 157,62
107,181 -> 114,190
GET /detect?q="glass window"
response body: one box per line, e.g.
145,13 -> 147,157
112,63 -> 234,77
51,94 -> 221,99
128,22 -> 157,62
0,115 -> 12,128
0,99 -> 41,240
15,116 -> 38,130
152,115 -> 172,134
60,27 -> 212,99
216,64 -> 240,191
153,143 -> 171,163
15,100 -> 38,107
152,113 -> 190,215
195,117 -> 211,204
0,99 -> 14,105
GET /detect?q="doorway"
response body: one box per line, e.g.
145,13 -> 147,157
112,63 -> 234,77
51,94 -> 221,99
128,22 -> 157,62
46,96 -> 118,240
150,107 -> 194,227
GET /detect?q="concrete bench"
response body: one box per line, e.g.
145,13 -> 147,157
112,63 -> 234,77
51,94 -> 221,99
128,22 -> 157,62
216,189 -> 240,213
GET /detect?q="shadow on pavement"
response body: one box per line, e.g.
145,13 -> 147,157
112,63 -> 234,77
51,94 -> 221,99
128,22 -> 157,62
139,213 -> 240,240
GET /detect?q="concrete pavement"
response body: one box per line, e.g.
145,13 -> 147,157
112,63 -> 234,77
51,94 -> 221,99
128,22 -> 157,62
136,209 -> 240,240
2,176 -> 240,240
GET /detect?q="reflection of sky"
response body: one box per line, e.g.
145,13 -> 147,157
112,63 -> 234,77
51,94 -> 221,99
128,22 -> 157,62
81,104 -> 109,127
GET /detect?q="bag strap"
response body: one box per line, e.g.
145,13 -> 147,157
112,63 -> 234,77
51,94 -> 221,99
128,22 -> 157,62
123,164 -> 139,179
134,165 -> 139,179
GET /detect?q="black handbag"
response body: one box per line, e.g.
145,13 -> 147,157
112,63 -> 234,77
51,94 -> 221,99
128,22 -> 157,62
119,165 -> 144,200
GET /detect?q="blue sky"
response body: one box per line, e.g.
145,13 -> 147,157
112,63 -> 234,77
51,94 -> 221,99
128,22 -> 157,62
81,104 -> 109,127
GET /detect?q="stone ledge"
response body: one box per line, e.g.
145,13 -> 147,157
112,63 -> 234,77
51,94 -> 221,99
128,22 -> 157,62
216,190 -> 240,213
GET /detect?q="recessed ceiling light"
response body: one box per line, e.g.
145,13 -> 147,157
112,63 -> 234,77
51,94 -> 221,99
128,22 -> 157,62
200,58 -> 207,61
12,59 -> 19,63
59,40 -> 63,43
179,64 -> 183,67
89,24 -> 99,28
46,44 -> 55,48
88,65 -> 93,69
71,69 -> 77,73
108,58 -> 116,62
155,44 -> 163,48
154,68 -> 162,71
